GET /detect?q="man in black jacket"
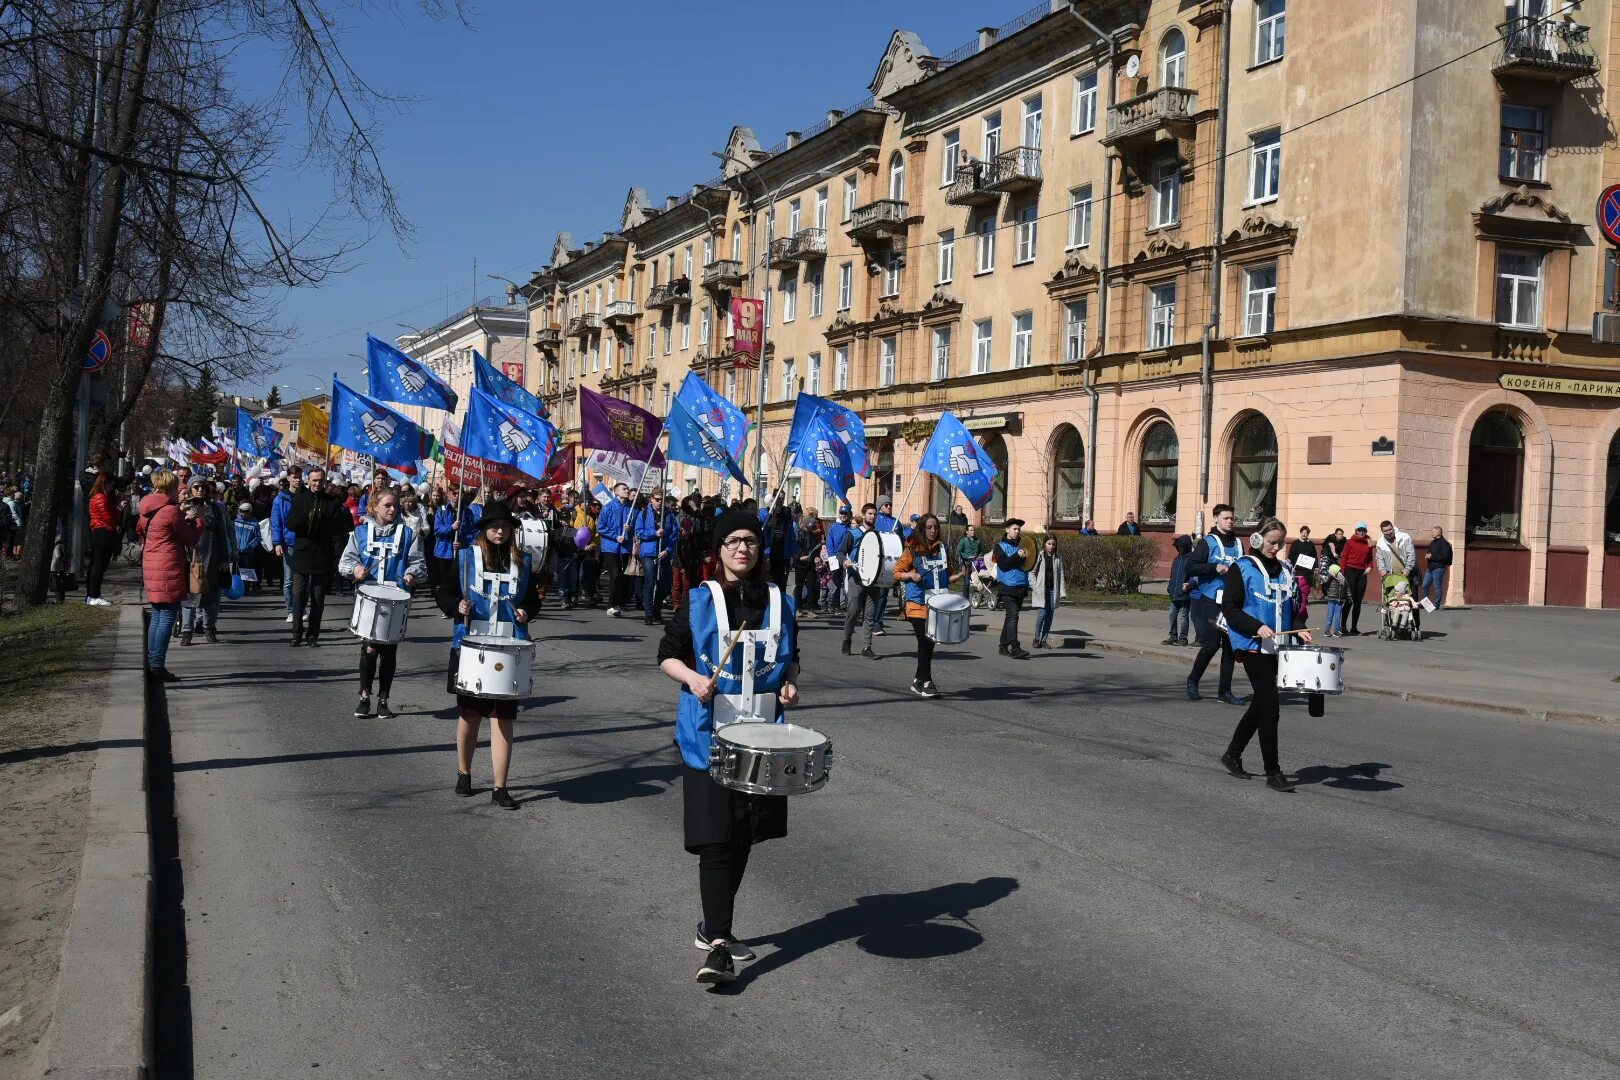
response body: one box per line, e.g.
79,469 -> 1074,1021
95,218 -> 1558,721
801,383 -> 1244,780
1185,503 -> 1247,706
1420,526 -> 1453,610
286,467 -> 352,646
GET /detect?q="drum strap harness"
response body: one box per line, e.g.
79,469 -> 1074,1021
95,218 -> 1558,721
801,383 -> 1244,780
919,550 -> 948,594
362,523 -> 404,585
1218,555 -> 1294,655
701,580 -> 781,725
470,545 -> 519,638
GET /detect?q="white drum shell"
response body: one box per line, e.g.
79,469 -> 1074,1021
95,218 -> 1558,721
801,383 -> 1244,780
349,584 -> 412,643
455,635 -> 535,699
925,591 -> 971,644
856,531 -> 903,588
1276,646 -> 1345,694
519,518 -> 549,562
709,722 -> 832,796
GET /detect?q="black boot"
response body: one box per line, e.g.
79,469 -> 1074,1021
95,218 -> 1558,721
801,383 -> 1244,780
454,772 -> 473,797
1265,772 -> 1296,792
491,786 -> 518,810
1220,751 -> 1254,779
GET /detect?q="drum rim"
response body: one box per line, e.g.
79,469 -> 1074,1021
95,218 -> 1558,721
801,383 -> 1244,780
713,721 -> 830,749
461,634 -> 537,649
358,583 -> 411,599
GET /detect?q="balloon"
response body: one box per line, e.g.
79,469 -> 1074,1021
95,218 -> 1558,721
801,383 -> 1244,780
223,571 -> 246,600
574,526 -> 592,548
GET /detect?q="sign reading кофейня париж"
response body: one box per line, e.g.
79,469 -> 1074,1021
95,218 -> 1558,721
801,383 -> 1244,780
1499,373 -> 1620,398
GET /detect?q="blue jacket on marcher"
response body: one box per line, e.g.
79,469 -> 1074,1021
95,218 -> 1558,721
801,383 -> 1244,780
432,505 -> 457,560
270,490 -> 293,548
598,498 -> 632,555
457,502 -> 483,546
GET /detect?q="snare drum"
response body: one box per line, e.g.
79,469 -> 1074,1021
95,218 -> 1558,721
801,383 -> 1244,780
454,635 -> 535,699
1276,646 -> 1345,694
348,583 -> 412,643
855,531 -> 903,588
709,722 -> 831,796
925,590 -> 971,644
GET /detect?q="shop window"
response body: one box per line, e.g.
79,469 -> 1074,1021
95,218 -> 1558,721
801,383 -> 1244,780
1139,421 -> 1179,528
1050,425 -> 1086,525
1607,431 -> 1620,551
1229,413 -> 1278,528
1467,411 -> 1525,542
982,433 -> 1010,523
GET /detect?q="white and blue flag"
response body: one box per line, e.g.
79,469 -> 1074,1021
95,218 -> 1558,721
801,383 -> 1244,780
366,334 -> 458,412
920,411 -> 998,511
790,409 -> 856,498
786,392 -> 868,478
473,350 -> 547,419
462,386 -> 559,481
329,378 -> 425,467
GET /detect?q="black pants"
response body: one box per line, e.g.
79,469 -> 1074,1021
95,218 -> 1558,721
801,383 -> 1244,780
794,563 -> 818,610
427,553 -> 453,604
86,527 -> 118,599
998,586 -> 1027,648
1342,568 -> 1368,632
605,552 -> 633,609
1189,597 -> 1235,695
908,616 -> 934,683
292,572 -> 328,640
360,643 -> 397,696
697,841 -> 751,941
1228,652 -> 1282,774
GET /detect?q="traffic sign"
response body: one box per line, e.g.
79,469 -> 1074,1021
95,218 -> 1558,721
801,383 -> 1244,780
83,328 -> 111,373
1599,184 -> 1620,246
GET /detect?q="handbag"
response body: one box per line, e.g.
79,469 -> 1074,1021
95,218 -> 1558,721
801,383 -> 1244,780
626,553 -> 644,578
258,517 -> 275,553
188,553 -> 207,595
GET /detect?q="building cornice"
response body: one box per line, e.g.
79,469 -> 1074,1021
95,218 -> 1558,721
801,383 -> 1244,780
555,237 -> 631,288
744,110 -> 891,200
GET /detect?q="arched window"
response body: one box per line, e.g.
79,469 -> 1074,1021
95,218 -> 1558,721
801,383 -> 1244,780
929,475 -> 955,519
731,222 -> 742,262
873,440 -> 895,499
982,433 -> 1010,523
1228,413 -> 1278,528
1139,421 -> 1179,528
1607,431 -> 1620,552
1467,411 -> 1525,542
1050,425 -> 1086,525
889,152 -> 906,202
1160,28 -> 1187,88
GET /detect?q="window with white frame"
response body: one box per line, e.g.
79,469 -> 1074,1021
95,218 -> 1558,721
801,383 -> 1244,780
662,315 -> 672,355
932,325 -> 952,381
1073,71 -> 1098,135
1242,264 -> 1278,336
661,383 -> 671,416
1160,28 -> 1187,87
838,262 -> 853,310
683,245 -> 693,278
1011,312 -> 1033,368
815,186 -> 828,230
879,336 -> 897,387
1151,160 -> 1181,228
834,345 -> 849,390
809,271 -> 823,317
782,277 -> 797,322
604,336 -> 614,372
972,318 -> 993,374
788,200 -> 801,235
881,252 -> 901,298
1500,104 -> 1546,182
1248,129 -> 1281,204
888,152 -> 905,202
1015,205 -> 1038,264
700,305 -> 711,346
942,130 -> 960,185
761,357 -> 771,402
983,111 -> 1002,160
843,175 -> 857,221
646,326 -> 656,360
938,229 -> 955,283
607,278 -> 616,303
1064,300 -> 1088,363
808,351 -> 822,394
1022,94 -> 1043,149
977,216 -> 996,273
1067,185 -> 1093,249
1255,0 -> 1285,65
782,358 -> 796,400
702,235 -> 713,264
1495,249 -> 1543,328
765,209 -> 776,242
725,369 -> 737,401
731,223 -> 742,261
679,306 -> 692,349
589,340 -> 599,372
1149,283 -> 1177,348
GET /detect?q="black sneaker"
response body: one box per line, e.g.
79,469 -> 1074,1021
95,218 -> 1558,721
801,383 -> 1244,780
1219,751 -> 1254,779
910,680 -> 938,699
872,627 -> 887,636
375,698 -> 396,719
695,923 -> 756,962
840,640 -> 852,655
696,943 -> 736,985
861,646 -> 877,659
491,786 -> 518,809
353,693 -> 372,718
454,772 -> 473,797
920,680 -> 939,698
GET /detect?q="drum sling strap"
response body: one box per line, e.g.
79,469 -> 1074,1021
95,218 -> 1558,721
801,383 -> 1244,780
470,546 -> 518,638
701,580 -> 781,727
362,523 -> 403,586
1229,554 -> 1293,655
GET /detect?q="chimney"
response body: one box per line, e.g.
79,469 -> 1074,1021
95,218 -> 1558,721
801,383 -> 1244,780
786,131 -> 801,148
978,26 -> 998,50
583,241 -> 594,253
826,109 -> 844,126
666,196 -> 679,210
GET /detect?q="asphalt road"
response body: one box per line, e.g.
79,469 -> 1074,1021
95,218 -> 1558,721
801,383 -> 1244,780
160,589 -> 1620,1080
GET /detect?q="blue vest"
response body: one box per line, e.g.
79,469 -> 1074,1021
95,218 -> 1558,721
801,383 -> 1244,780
353,521 -> 417,587
1225,556 -> 1295,653
452,545 -> 531,649
903,544 -> 951,605
996,540 -> 1028,588
675,583 -> 798,770
1195,532 -> 1244,601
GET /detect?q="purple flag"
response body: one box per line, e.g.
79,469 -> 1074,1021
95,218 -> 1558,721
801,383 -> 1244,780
579,386 -> 664,461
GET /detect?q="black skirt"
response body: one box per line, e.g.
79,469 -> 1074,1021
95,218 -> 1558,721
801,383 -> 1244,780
681,763 -> 787,854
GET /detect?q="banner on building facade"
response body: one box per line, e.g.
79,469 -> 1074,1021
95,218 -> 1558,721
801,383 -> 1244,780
730,298 -> 763,363
297,400 -> 329,457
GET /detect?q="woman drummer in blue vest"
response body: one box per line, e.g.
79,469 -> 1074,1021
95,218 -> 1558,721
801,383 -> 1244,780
444,500 -> 538,810
337,488 -> 426,719
894,512 -> 963,699
1218,516 -> 1313,792
657,510 -> 801,985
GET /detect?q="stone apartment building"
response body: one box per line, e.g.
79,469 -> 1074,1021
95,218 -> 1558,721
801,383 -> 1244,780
516,0 -> 1620,608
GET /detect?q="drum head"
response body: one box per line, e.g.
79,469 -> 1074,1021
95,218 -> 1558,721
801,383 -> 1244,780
716,722 -> 827,749
927,592 -> 969,613
856,531 -> 881,583
359,583 -> 411,601
462,634 -> 534,652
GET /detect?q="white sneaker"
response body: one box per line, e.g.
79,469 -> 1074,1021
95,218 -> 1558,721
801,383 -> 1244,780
285,613 -> 295,623
605,606 -> 619,617
695,923 -> 756,962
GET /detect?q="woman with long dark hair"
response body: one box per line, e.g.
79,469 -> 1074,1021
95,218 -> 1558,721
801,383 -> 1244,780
84,470 -> 120,606
657,510 -> 801,985
893,513 -> 961,698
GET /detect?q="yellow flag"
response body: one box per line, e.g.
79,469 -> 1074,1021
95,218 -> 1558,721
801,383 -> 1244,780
297,399 -> 329,456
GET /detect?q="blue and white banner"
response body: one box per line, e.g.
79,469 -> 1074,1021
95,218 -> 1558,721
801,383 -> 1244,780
366,334 -> 458,412
462,386 -> 560,481
329,378 -> 426,467
919,411 -> 999,511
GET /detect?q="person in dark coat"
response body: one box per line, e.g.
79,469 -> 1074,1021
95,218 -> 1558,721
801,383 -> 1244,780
1420,526 -> 1453,609
286,466 -> 352,646
1163,534 -> 1194,645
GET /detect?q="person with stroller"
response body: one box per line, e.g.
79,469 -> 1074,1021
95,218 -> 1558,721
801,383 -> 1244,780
1375,519 -> 1419,637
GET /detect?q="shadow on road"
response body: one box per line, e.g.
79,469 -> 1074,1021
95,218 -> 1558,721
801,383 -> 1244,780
0,738 -> 142,767
718,876 -> 1021,994
517,761 -> 681,805
1292,761 -> 1403,792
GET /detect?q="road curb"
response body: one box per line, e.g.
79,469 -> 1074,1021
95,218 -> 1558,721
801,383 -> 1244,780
1079,635 -> 1618,728
43,604 -> 152,1079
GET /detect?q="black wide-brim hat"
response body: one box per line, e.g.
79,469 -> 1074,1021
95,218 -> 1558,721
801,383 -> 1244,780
479,500 -> 519,531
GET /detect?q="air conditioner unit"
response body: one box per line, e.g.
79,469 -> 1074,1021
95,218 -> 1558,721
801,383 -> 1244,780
1593,311 -> 1620,344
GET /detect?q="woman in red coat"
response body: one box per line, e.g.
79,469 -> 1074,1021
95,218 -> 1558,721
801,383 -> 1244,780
85,471 -> 120,606
137,471 -> 204,681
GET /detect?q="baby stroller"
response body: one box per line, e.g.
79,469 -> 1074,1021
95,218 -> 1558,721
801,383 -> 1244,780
1378,571 -> 1421,641
969,557 -> 999,609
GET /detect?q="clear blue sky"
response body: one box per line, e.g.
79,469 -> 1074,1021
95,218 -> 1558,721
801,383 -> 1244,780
245,0 -> 1032,400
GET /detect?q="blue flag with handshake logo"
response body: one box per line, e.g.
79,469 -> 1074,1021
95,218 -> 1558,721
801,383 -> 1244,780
366,334 -> 458,412
462,386 -> 559,481
790,409 -> 856,498
473,350 -> 548,419
329,378 -> 425,467
920,411 -> 998,510
786,392 -> 868,477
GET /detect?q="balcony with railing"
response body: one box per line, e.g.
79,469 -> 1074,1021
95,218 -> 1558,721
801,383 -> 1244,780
646,279 -> 692,310
1103,87 -> 1199,147
534,326 -> 562,351
767,236 -> 798,270
702,259 -> 745,290
566,313 -> 600,338
603,299 -> 639,327
946,162 -> 999,207
847,199 -> 910,243
987,147 -> 1042,193
791,228 -> 827,261
1494,17 -> 1597,81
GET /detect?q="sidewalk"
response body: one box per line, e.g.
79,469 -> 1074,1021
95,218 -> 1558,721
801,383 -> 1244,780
1050,602 -> 1620,726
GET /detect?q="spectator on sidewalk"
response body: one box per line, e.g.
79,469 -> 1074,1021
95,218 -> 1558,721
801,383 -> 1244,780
1421,527 -> 1453,609
1164,534 -> 1194,645
954,524 -> 983,600
84,470 -> 120,606
138,471 -> 203,681
1029,535 -> 1065,649
1117,512 -> 1141,536
1322,564 -> 1348,636
1287,525 -> 1317,592
179,477 -> 236,646
1339,523 -> 1375,634
1079,519 -> 1099,536
1375,519 -> 1419,633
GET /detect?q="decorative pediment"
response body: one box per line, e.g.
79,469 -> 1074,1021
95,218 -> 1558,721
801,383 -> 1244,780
619,188 -> 654,231
922,286 -> 960,311
720,127 -> 765,177
1134,236 -> 1190,263
1479,187 -> 1571,223
1225,213 -> 1296,246
828,313 -> 856,333
868,30 -> 935,100
875,298 -> 905,321
550,231 -> 575,268
1049,255 -> 1098,284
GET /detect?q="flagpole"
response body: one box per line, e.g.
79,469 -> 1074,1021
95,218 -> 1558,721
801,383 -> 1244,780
892,465 -> 926,534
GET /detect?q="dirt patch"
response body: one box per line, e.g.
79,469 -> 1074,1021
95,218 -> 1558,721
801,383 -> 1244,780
0,603 -> 117,1080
